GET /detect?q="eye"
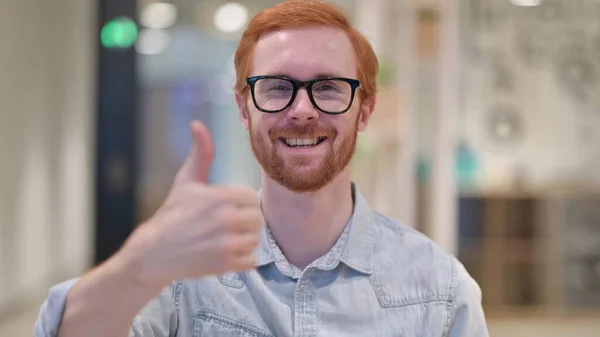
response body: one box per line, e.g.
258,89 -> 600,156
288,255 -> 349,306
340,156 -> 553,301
315,84 -> 334,91
270,84 -> 292,91
257,78 -> 293,93
266,79 -> 292,92
314,81 -> 341,92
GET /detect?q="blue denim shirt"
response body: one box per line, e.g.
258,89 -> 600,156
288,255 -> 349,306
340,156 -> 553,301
35,184 -> 489,337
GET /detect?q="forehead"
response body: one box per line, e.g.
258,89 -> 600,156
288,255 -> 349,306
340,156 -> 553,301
251,26 -> 357,79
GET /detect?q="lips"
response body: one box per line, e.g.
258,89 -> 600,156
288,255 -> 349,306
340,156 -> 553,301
281,137 -> 327,148
270,124 -> 335,149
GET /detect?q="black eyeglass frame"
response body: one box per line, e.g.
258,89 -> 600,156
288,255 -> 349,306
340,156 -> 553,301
245,75 -> 361,115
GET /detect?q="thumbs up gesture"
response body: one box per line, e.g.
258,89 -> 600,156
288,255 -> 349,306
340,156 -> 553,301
121,121 -> 263,287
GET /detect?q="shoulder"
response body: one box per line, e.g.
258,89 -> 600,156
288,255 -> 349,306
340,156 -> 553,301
368,212 -> 463,306
370,211 -> 454,273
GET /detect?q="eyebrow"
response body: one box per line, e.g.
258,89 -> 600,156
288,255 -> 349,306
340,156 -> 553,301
313,73 -> 343,79
265,72 -> 345,80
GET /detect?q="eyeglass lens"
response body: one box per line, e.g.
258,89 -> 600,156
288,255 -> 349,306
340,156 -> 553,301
253,78 -> 353,113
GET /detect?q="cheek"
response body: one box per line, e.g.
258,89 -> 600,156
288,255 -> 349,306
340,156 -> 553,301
335,115 -> 360,136
246,107 -> 260,129
249,114 -> 276,138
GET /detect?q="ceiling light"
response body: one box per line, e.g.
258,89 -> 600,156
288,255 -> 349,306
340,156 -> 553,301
214,3 -> 248,33
510,0 -> 542,6
140,2 -> 178,29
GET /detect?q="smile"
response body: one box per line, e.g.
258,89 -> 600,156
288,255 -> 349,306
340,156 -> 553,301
280,137 -> 327,148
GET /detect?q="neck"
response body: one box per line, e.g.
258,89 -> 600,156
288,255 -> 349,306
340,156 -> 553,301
260,169 -> 354,270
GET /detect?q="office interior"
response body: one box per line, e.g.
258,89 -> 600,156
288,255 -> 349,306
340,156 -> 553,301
1,0 -> 600,336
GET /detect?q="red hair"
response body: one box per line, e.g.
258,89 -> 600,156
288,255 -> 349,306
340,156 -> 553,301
234,0 -> 379,101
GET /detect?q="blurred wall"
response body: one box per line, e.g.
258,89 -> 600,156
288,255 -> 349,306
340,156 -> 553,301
0,0 -> 95,312
458,0 -> 600,191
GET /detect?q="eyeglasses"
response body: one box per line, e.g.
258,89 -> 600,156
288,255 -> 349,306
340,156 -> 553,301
246,75 -> 361,115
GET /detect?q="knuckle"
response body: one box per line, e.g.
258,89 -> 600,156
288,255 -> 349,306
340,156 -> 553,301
220,238 -> 237,256
252,211 -> 264,225
215,209 -> 238,231
245,256 -> 258,268
250,236 -> 260,248
245,211 -> 264,230
209,188 -> 230,205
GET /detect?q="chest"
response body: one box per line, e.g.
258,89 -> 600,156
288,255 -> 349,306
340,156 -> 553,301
175,271 -> 450,337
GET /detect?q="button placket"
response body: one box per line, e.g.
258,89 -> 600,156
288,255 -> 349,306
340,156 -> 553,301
293,269 -> 318,337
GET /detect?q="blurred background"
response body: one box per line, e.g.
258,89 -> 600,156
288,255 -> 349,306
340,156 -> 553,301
1,0 -> 600,335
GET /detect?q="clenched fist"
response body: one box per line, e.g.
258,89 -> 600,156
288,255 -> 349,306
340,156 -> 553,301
122,121 -> 263,287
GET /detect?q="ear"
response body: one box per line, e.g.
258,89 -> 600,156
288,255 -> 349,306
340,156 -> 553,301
235,91 -> 250,129
357,95 -> 376,132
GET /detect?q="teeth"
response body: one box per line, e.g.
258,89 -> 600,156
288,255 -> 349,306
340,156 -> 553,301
284,138 -> 319,147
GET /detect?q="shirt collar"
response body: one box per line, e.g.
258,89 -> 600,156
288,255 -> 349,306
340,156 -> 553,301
254,182 -> 374,275
338,183 -> 374,274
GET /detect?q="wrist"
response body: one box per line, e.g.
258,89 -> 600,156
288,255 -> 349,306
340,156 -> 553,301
112,229 -> 167,296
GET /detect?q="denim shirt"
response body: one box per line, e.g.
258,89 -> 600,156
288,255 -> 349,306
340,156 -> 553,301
35,184 -> 489,337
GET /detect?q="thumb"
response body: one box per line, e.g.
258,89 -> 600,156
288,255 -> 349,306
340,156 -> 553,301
175,120 -> 215,184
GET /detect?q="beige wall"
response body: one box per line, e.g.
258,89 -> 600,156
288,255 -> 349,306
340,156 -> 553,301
0,0 -> 95,311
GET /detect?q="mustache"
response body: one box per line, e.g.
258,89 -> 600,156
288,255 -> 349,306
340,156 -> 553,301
269,124 -> 336,140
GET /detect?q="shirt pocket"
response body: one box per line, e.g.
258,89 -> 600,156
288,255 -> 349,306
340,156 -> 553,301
192,311 -> 275,337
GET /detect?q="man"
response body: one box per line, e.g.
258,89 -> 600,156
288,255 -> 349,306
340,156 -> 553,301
35,1 -> 488,336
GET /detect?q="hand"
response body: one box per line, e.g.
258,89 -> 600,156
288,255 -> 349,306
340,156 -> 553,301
121,121 -> 263,287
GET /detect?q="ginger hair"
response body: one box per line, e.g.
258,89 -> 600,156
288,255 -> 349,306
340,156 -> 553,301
234,0 -> 379,101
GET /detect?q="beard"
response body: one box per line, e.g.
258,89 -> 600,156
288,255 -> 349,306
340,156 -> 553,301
248,115 -> 360,193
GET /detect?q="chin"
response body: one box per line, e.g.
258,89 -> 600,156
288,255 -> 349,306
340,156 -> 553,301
274,166 -> 340,193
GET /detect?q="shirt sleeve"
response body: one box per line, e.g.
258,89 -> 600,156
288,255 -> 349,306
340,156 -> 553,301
34,278 -> 79,337
33,278 -> 180,337
444,257 -> 490,337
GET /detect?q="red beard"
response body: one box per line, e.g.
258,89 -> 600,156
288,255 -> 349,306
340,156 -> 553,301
248,115 -> 359,192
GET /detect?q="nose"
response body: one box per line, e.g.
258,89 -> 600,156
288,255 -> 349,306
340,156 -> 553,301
287,88 -> 319,124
